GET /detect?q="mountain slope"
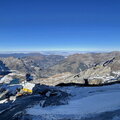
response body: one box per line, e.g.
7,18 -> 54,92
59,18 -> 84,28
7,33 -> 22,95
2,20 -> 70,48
0,54 -> 65,78
43,51 -> 120,77
39,56 -> 120,86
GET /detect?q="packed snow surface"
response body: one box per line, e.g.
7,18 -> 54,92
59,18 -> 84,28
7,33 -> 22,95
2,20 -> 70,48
26,84 -> 120,119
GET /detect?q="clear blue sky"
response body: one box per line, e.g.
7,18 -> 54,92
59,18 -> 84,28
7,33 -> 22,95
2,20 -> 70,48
0,0 -> 120,51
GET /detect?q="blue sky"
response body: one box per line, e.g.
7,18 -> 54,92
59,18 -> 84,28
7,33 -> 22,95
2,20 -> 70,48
0,0 -> 120,51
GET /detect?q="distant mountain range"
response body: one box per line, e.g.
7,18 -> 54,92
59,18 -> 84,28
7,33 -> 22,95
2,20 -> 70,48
0,50 -> 110,57
0,51 -> 120,79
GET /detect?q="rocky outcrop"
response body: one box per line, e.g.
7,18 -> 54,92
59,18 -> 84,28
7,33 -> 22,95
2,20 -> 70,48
39,57 -> 120,86
78,57 -> 120,85
33,84 -> 69,107
0,72 -> 26,84
39,89 -> 69,107
37,72 -> 73,86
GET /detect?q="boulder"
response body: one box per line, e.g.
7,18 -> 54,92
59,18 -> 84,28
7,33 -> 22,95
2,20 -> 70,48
39,89 -> 69,107
33,85 -> 69,107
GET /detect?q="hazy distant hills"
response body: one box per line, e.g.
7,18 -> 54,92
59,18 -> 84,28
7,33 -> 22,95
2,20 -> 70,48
0,50 -> 104,57
0,53 -> 45,58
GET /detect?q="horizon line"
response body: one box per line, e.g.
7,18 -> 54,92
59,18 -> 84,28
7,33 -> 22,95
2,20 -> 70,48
0,50 -> 119,54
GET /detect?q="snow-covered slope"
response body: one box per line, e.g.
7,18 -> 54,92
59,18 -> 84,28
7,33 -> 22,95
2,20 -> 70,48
26,84 -> 120,120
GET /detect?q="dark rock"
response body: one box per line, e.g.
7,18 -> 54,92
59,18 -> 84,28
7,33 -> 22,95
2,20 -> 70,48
33,84 -> 57,95
84,79 -> 89,86
0,60 -> 10,75
39,89 -> 69,107
103,57 -> 115,67
26,73 -> 33,81
33,85 -> 69,107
